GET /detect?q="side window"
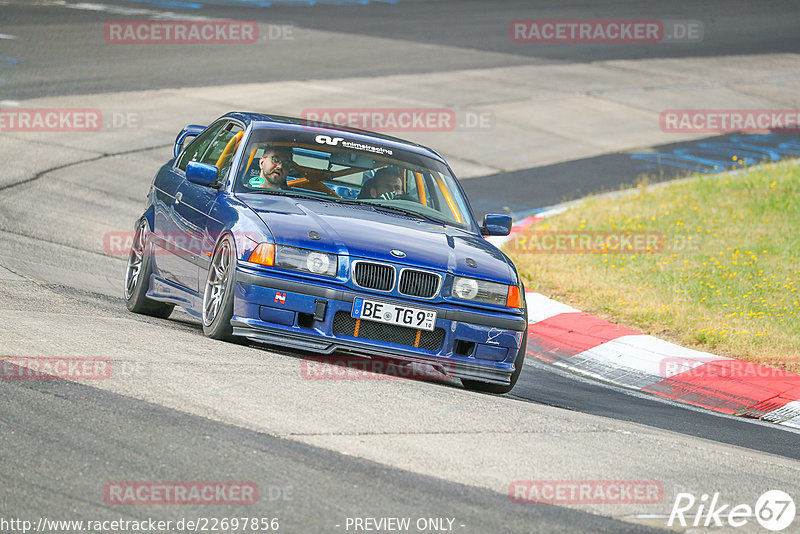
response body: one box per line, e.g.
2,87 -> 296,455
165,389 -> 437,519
175,121 -> 227,172
200,123 -> 243,168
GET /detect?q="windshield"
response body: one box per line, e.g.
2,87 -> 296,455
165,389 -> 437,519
233,129 -> 474,230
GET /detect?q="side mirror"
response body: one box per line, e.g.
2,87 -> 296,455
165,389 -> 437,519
481,214 -> 512,236
186,161 -> 218,187
173,124 -> 206,159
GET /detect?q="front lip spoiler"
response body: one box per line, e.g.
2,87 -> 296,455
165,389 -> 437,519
236,270 -> 526,332
231,319 -> 514,385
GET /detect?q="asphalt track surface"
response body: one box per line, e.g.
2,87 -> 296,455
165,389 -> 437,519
463,132 -> 800,218
2,364 -> 656,534
1,1 -> 799,533
3,0 -> 800,98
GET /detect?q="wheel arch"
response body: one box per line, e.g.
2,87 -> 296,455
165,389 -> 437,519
139,206 -> 156,234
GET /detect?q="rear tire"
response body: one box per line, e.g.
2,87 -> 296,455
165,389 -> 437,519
124,219 -> 174,319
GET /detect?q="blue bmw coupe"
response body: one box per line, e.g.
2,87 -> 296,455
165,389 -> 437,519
125,112 -> 528,393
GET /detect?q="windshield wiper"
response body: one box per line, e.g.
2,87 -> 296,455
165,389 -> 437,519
325,197 -> 445,224
264,194 -> 447,225
369,204 -> 445,225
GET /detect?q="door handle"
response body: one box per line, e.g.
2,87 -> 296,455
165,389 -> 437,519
175,192 -> 183,204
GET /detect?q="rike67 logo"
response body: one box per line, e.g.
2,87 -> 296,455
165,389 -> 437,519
669,490 -> 795,531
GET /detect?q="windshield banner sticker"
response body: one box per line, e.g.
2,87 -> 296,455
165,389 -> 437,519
314,135 -> 393,156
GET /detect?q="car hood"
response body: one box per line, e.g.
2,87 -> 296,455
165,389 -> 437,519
240,194 -> 515,283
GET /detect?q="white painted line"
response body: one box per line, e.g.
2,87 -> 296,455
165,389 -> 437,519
65,2 -> 210,21
528,355 -> 800,434
525,292 -> 580,324
0,100 -> 20,107
570,334 -> 729,386
768,400 -> 800,427
781,418 -> 800,429
0,34 -> 17,40
65,2 -> 158,15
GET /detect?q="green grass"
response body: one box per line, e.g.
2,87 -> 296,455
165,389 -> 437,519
508,160 -> 800,369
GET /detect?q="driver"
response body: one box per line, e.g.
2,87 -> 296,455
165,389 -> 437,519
357,166 -> 403,200
254,145 -> 294,189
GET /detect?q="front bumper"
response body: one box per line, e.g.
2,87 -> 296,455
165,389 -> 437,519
232,269 -> 526,385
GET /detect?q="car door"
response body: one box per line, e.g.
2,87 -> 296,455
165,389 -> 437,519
174,121 -> 244,293
152,120 -> 227,291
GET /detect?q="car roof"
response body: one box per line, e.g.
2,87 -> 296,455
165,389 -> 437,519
223,111 -> 447,163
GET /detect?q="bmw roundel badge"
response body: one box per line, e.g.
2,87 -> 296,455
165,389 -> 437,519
390,249 -> 406,258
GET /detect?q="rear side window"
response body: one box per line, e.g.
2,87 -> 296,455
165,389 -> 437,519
175,121 -> 227,172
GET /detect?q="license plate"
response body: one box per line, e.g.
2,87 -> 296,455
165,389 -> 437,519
351,298 -> 436,331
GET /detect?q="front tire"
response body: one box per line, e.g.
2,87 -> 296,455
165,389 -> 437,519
124,219 -> 174,319
202,235 -> 237,340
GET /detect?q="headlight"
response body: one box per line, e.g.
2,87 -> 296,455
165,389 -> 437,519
275,245 -> 337,277
453,277 -> 480,300
451,276 -> 521,308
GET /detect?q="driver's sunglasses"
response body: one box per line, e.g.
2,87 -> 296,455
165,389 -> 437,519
264,154 -> 292,167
